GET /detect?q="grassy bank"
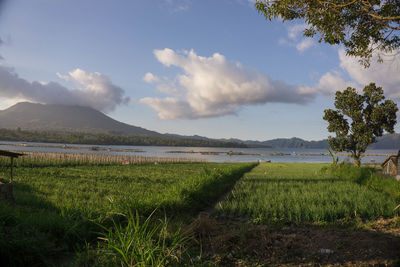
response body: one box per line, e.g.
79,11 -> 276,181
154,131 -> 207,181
0,158 -> 256,266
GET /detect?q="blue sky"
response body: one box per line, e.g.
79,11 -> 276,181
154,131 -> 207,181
0,0 -> 399,141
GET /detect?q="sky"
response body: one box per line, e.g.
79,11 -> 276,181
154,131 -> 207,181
0,0 -> 399,141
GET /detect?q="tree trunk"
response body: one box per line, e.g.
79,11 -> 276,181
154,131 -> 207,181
354,157 -> 361,167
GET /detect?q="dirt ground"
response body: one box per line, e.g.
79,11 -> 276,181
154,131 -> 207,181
185,214 -> 400,266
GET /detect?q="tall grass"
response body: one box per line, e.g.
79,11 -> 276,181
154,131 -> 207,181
322,163 -> 400,201
90,210 -> 190,266
0,151 -> 204,168
215,163 -> 400,225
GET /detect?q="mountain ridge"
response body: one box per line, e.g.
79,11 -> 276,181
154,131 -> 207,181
0,102 -> 162,137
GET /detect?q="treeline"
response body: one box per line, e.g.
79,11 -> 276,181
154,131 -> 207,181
0,128 -> 248,148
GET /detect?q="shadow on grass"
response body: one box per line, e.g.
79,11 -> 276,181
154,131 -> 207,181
117,163 -> 258,224
0,182 -> 93,266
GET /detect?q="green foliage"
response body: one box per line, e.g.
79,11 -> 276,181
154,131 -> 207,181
323,83 -> 398,166
255,0 -> 400,66
215,163 -> 400,225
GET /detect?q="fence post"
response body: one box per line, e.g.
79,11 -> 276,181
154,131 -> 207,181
10,157 -> 14,184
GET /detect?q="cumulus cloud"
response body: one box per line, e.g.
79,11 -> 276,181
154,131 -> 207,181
299,71 -> 358,96
309,49 -> 400,98
140,48 -> 315,119
0,66 -> 129,112
338,49 -> 400,98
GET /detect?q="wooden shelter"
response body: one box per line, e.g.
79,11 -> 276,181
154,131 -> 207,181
0,149 -> 24,202
381,150 -> 400,181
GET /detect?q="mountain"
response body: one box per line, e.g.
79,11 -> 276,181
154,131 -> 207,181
241,136 -> 399,150
0,102 -> 162,136
369,134 -> 400,149
244,137 -> 329,149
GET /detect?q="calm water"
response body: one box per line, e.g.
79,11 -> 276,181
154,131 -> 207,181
0,140 -> 396,163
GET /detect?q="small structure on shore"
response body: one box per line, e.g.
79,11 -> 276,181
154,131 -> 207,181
381,150 -> 400,181
0,150 -> 24,202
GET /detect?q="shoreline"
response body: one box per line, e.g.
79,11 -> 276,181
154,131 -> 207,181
0,142 -> 145,153
0,142 -> 393,164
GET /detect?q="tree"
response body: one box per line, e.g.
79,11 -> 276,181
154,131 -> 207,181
323,83 -> 398,166
255,0 -> 400,66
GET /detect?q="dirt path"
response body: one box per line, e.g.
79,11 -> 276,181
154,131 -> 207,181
185,216 -> 400,266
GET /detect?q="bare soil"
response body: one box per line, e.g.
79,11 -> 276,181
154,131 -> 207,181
185,214 -> 400,266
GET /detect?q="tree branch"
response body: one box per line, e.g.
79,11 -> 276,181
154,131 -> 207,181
358,1 -> 400,21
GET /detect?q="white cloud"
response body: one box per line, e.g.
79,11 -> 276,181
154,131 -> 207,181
0,66 -> 129,112
143,72 -> 160,83
288,23 -> 307,40
279,23 -> 315,53
163,0 -> 190,12
301,71 -> 358,96
338,49 -> 400,99
310,49 -> 400,98
0,37 -> 3,60
140,48 -> 316,119
296,39 -> 314,52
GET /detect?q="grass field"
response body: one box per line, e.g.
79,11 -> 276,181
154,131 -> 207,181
0,158 -> 255,266
214,163 -> 400,225
1,158 -> 399,266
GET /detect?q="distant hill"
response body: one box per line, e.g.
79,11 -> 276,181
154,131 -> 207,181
369,134 -> 400,149
0,102 -> 162,136
241,136 -> 399,150
246,137 -> 329,149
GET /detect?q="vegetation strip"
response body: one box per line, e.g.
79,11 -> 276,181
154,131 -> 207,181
0,151 -> 205,167
215,163 -> 400,224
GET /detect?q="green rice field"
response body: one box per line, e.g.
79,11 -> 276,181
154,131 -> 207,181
0,157 -> 255,265
1,156 -> 399,266
214,163 -> 400,224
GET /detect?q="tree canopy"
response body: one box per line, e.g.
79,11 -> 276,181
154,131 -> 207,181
323,83 -> 398,166
255,0 -> 400,66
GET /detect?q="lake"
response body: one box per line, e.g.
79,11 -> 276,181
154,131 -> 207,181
0,140 -> 396,164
